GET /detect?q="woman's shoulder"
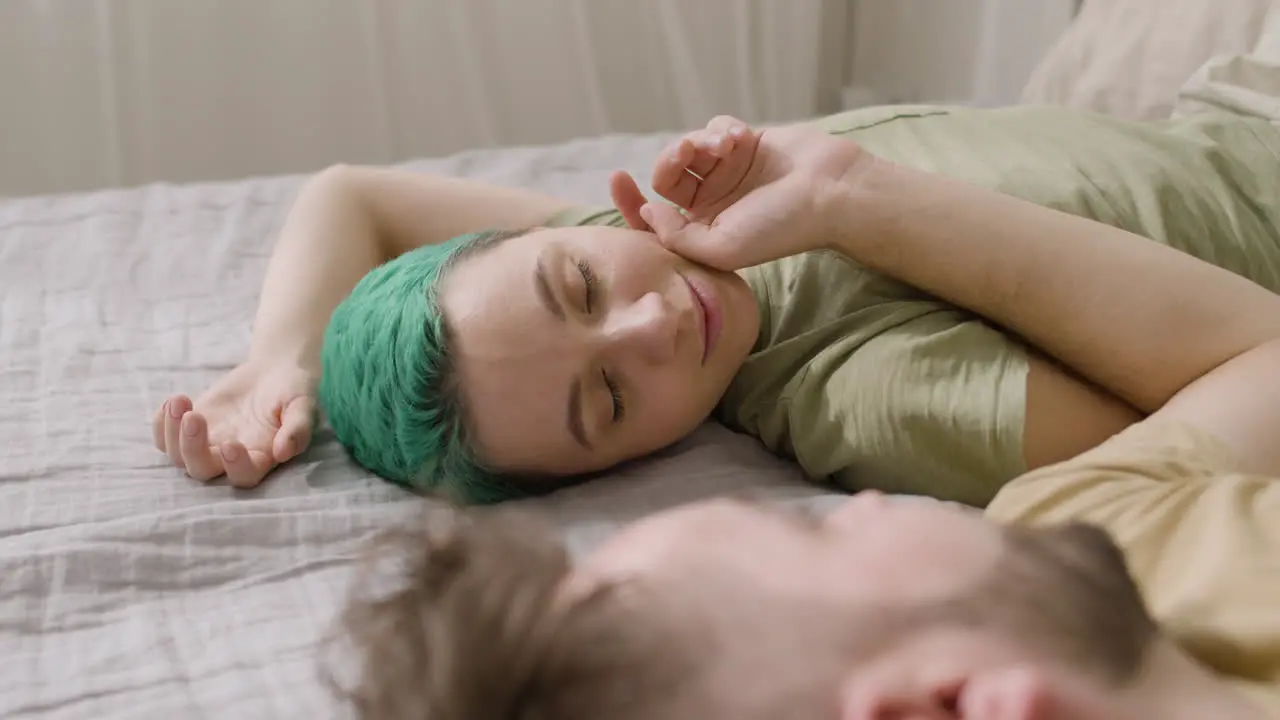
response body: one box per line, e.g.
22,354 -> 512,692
542,206 -> 628,229
744,249 -> 929,317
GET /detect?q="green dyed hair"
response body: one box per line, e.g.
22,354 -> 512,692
318,229 -> 528,504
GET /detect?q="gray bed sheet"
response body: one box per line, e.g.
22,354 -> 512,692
0,133 -> 851,719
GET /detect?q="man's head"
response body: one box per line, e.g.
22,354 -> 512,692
319,222 -> 759,502
332,494 -> 1161,719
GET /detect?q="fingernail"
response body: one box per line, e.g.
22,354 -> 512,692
730,125 -> 747,138
639,205 -> 655,227
280,438 -> 296,460
169,401 -> 182,419
183,417 -> 198,437
221,446 -> 239,462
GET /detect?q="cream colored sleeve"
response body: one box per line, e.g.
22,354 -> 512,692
1226,680 -> 1280,718
984,419 -> 1241,527
987,420 -> 1280,703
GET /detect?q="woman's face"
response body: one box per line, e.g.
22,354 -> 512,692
439,225 -> 759,483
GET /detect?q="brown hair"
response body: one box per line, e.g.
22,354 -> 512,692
889,521 -> 1159,688
327,508 -> 1159,718
972,522 -> 1160,684
325,507 -> 697,720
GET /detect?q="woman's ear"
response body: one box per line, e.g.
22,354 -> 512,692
609,171 -> 652,231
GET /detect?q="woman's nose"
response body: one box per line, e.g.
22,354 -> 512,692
603,291 -> 679,365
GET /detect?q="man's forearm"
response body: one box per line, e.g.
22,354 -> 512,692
827,159 -> 1280,414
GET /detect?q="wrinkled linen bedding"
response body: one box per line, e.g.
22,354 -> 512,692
0,132 -> 855,718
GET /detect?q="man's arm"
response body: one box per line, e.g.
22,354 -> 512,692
249,166 -> 570,372
1151,338 -> 1280,475
828,159 -> 1280,472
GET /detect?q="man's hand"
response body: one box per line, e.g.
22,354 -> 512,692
152,360 -> 317,488
610,115 -> 868,271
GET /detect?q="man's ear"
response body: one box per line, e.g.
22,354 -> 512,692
608,171 -> 652,231
956,667 -> 1063,720
840,668 -> 1057,720
839,673 -> 963,720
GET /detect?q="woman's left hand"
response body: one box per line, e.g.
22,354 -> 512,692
152,359 -> 317,487
611,115 -> 870,271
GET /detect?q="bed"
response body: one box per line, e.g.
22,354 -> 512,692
5,0 -> 1279,715
0,130 -> 859,718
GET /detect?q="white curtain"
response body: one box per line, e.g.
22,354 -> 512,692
0,0 -> 849,196
844,0 -> 1077,108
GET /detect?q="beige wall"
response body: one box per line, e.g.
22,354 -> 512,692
0,0 -> 852,196
846,0 -> 1077,107
0,0 -> 1076,197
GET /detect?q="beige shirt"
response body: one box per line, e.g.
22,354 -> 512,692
986,421 -> 1280,713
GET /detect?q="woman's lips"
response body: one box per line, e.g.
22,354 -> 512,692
683,273 -> 722,365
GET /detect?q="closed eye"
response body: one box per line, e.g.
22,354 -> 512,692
577,259 -> 599,313
603,370 -> 625,423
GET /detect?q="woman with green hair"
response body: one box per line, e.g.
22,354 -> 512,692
150,107 -> 1280,505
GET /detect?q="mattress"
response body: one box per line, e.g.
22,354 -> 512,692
0,133 -> 850,718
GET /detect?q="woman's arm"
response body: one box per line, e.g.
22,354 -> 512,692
826,158 -> 1280,419
1022,354 -> 1142,470
154,166 -> 571,486
249,166 -> 571,373
623,120 -> 1147,472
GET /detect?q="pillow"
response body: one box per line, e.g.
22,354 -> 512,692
1021,0 -> 1277,120
1175,8 -> 1280,121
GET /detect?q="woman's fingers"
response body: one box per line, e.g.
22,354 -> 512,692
696,124 -> 760,209
609,171 -> 651,231
706,115 -> 749,137
273,396 -> 316,463
654,128 -> 734,203
163,395 -> 192,469
653,120 -> 760,213
684,128 -> 735,174
675,128 -> 737,202
653,138 -> 701,208
220,441 -> 274,489
179,412 -> 225,482
640,203 -> 737,271
688,117 -> 758,210
152,403 -> 167,452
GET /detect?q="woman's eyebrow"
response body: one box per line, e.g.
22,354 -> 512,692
533,256 -> 565,321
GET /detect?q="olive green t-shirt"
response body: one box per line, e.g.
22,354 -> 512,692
547,105 -> 1280,506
